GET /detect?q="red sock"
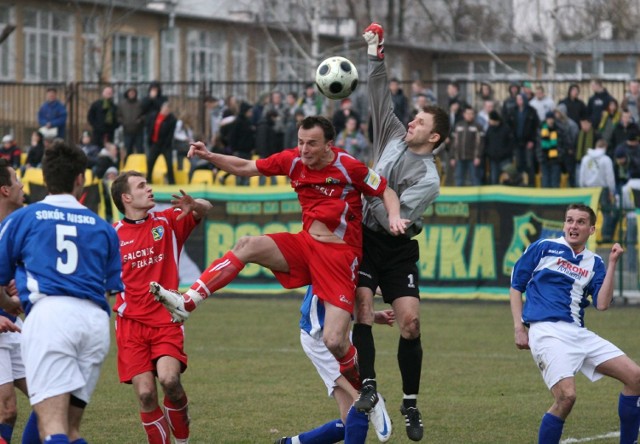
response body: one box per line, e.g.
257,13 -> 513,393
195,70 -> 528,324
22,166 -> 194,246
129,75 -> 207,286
338,344 -> 362,391
140,407 -> 170,444
186,251 -> 245,310
164,395 -> 190,440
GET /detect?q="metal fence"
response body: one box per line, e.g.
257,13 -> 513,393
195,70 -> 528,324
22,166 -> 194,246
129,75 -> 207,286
0,78 -> 632,149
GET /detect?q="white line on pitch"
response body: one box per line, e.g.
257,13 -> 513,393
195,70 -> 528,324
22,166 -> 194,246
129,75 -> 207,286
561,431 -> 620,443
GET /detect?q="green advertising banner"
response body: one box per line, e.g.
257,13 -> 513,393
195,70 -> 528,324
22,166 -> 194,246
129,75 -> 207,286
149,184 -> 601,301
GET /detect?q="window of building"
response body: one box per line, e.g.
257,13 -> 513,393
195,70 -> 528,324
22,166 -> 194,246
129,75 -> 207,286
24,9 -> 74,82
82,16 -> 100,82
112,33 -> 151,82
256,41 -> 271,84
231,37 -> 248,98
276,43 -> 305,83
0,5 -> 13,80
161,28 -> 180,83
187,30 -> 227,97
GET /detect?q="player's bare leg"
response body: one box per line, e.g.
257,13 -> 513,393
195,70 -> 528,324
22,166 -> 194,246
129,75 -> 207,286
323,302 -> 361,391
132,371 -> 170,444
32,393 -> 70,441
152,235 -> 288,319
157,356 -> 190,443
0,381 -> 18,442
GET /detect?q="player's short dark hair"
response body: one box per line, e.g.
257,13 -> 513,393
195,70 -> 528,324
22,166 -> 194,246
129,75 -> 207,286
566,204 -> 597,226
423,105 -> 450,145
298,115 -> 336,143
0,158 -> 10,187
111,170 -> 145,215
42,141 -> 87,194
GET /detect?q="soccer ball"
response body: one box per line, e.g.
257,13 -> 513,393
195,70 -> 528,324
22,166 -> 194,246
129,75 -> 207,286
315,56 -> 359,100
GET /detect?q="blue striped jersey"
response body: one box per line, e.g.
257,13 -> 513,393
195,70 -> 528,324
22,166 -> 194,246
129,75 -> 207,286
0,195 -> 123,315
511,236 -> 606,327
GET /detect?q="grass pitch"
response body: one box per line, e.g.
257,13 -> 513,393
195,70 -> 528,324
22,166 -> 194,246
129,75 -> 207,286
14,297 -> 639,443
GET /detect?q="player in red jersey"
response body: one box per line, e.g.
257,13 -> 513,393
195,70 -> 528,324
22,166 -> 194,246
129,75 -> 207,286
151,115 -> 408,392
111,171 -> 212,444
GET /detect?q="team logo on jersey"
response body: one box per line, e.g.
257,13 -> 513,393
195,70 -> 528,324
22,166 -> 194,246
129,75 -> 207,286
364,169 -> 381,190
325,177 -> 340,184
151,226 -> 165,241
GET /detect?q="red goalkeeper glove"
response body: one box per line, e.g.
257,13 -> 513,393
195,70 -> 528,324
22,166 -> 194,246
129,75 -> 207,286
363,22 -> 384,59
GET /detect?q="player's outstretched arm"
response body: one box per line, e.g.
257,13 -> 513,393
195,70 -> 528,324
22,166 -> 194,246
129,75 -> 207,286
381,187 -> 409,235
171,190 -> 213,221
188,141 -> 260,177
596,242 -> 624,311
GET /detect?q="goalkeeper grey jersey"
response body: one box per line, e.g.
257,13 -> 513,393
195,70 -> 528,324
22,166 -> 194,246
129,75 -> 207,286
362,58 -> 440,238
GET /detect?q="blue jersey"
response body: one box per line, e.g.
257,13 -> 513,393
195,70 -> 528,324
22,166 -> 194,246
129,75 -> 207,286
0,195 -> 123,315
0,309 -> 16,323
300,286 -> 325,339
511,236 -> 606,327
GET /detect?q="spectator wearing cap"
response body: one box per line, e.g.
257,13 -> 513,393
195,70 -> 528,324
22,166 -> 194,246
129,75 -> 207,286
537,111 -> 567,188
0,135 -> 21,169
484,111 -> 515,185
37,87 -> 67,139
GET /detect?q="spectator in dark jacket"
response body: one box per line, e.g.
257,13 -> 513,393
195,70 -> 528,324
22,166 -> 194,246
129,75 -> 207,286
22,131 -> 45,173
558,83 -> 587,127
228,102 -> 255,185
0,135 -> 21,169
78,131 -> 101,171
117,87 -> 145,159
141,81 -> 168,149
484,111 -> 514,185
537,111 -> 567,188
147,101 -> 177,184
37,87 -> 67,139
87,86 -> 119,147
507,93 -> 539,186
256,110 -> 280,159
587,79 -> 614,128
389,77 -> 409,125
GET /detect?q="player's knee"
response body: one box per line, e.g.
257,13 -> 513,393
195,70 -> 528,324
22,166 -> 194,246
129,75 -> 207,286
0,404 -> 17,425
626,366 -> 640,393
158,373 -> 182,397
323,334 -> 346,358
232,236 -> 255,254
555,390 -> 577,413
399,315 -> 421,339
137,389 -> 158,410
354,299 -> 374,324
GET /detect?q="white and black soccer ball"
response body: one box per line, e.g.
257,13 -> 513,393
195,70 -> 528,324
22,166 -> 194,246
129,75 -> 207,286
315,56 -> 359,100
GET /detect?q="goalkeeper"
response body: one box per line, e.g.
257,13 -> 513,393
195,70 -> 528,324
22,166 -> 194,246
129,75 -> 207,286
351,22 -> 450,442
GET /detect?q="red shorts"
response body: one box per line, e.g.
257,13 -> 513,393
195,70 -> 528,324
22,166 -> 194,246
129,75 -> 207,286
115,316 -> 187,384
267,231 -> 361,314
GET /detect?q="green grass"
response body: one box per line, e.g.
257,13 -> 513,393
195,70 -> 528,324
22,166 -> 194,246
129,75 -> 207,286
13,297 -> 640,443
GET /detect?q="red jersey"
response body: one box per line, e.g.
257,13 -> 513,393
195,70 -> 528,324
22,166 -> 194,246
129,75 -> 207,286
256,147 -> 386,247
113,208 -> 198,326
